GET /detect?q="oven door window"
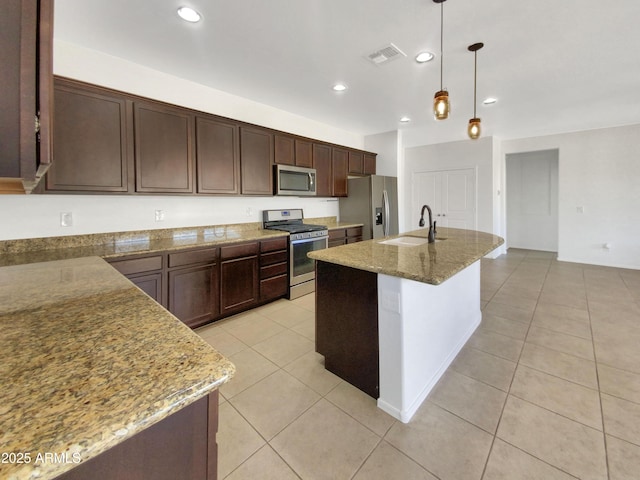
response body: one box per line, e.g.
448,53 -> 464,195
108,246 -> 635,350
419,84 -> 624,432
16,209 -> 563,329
292,238 -> 326,279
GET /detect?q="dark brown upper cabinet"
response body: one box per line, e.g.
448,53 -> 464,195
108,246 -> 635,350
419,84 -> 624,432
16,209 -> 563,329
47,79 -> 134,192
240,126 -> 273,195
274,134 -> 294,166
348,151 -> 364,175
364,153 -> 377,175
0,0 -> 53,193
274,134 -> 313,169
332,147 -> 348,197
196,116 -> 240,195
134,101 -> 194,193
295,139 -> 313,168
313,143 -> 332,197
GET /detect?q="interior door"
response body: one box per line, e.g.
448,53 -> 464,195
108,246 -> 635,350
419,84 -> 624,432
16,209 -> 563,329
440,169 -> 476,229
411,168 -> 476,231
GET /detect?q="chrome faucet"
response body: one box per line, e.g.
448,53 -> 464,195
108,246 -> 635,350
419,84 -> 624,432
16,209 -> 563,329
419,205 -> 436,243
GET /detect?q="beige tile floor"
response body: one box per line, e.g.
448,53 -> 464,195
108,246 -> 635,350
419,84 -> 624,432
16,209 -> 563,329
197,249 -> 640,480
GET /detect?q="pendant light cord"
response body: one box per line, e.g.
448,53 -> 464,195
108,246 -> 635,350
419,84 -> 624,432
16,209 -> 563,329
473,50 -> 477,118
440,2 -> 444,90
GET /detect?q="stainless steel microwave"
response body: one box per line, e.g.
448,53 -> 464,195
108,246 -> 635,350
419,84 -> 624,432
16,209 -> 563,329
274,164 -> 317,196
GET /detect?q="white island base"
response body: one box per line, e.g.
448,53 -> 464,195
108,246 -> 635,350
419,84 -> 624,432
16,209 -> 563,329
377,260 -> 481,423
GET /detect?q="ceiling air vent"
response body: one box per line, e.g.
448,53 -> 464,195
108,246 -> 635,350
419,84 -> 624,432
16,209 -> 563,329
366,43 -> 407,65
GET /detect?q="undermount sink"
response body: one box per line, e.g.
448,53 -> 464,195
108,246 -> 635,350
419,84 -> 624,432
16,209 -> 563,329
379,236 -> 432,247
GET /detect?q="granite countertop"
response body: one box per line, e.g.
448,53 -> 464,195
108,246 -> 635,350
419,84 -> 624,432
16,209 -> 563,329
308,227 -> 504,285
321,221 -> 365,230
0,223 -> 289,267
0,256 -> 235,480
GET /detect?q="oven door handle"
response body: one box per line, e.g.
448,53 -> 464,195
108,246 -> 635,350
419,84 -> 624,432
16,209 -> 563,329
290,236 -> 328,246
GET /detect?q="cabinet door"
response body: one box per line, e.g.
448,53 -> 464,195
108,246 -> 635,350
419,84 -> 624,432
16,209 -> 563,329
312,143 -> 332,197
363,153 -> 376,175
274,134 -> 294,165
220,256 -> 259,316
294,139 -> 313,168
348,151 -> 364,175
48,80 -> 133,192
240,127 -> 273,195
0,0 -> 53,192
129,272 -> 164,306
169,264 -> 218,328
196,116 -> 240,194
135,102 -> 194,193
332,147 -> 348,197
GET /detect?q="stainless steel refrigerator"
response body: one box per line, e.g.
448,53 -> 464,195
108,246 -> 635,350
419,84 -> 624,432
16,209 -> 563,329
339,175 -> 398,240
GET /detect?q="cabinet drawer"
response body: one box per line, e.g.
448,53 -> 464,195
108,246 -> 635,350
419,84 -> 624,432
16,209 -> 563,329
260,274 -> 288,301
260,236 -> 288,253
346,236 -> 363,244
220,241 -> 259,260
260,261 -> 287,279
260,250 -> 288,266
110,255 -> 163,275
168,247 -> 218,268
346,227 -> 363,237
328,239 -> 345,248
328,228 -> 346,240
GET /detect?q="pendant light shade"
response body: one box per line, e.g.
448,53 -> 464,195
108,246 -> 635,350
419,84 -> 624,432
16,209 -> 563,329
434,90 -> 450,120
467,42 -> 484,140
468,118 -> 481,139
433,0 -> 449,120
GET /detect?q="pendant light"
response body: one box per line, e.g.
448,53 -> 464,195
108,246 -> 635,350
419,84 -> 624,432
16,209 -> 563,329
433,0 -> 449,120
467,42 -> 484,139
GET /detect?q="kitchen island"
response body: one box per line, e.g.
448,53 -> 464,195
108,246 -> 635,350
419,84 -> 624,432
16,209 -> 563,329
309,227 -> 503,423
0,256 -> 234,480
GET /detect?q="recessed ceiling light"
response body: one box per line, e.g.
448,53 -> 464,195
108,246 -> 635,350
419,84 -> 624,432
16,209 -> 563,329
177,6 -> 201,23
415,51 -> 435,63
400,117 -> 411,123
483,97 -> 497,105
332,83 -> 348,92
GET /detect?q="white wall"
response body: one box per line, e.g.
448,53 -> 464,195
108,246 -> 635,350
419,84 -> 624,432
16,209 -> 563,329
0,41 -> 360,241
403,136 -> 499,243
364,131 -> 398,177
502,124 -> 640,269
0,195 -> 338,241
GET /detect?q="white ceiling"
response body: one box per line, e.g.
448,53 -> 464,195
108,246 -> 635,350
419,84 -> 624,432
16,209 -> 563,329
54,0 -> 640,143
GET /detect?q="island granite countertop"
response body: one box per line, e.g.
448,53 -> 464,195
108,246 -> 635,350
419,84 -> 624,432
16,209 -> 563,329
309,227 -> 504,285
0,256 -> 235,480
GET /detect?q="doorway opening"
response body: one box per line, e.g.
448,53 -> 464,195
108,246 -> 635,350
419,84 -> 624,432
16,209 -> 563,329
506,149 -> 559,252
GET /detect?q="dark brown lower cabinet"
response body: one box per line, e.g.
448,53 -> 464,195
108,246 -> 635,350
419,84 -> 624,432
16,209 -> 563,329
259,236 -> 288,302
219,242 -> 259,316
168,247 -> 219,329
327,226 -> 363,248
315,261 -> 379,398
109,238 -> 287,328
57,390 -> 219,480
108,254 -> 165,306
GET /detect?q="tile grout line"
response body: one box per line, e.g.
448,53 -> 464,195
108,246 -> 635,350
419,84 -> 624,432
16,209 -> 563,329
587,268 -> 612,480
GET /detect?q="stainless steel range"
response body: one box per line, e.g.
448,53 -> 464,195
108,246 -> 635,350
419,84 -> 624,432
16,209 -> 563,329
263,209 -> 328,299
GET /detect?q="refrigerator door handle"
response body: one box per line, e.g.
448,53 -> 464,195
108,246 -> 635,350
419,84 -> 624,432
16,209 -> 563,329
382,189 -> 390,236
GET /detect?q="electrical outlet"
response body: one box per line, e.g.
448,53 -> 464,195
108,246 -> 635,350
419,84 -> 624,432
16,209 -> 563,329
576,206 -> 584,214
60,212 -> 73,227
155,210 -> 165,222
246,207 -> 254,217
